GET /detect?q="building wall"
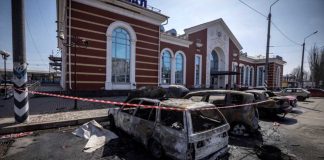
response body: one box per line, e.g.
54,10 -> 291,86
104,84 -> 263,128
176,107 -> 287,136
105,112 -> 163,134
187,29 -> 208,88
66,1 -> 160,90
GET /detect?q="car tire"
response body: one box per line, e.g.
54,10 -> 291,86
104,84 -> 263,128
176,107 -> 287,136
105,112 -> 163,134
230,122 -> 250,137
297,96 -> 306,101
149,139 -> 164,159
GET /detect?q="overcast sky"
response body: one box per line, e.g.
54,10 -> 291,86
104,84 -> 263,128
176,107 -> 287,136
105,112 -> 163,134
0,0 -> 324,74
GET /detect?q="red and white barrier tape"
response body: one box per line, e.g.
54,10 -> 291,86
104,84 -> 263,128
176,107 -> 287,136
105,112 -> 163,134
16,88 -> 272,111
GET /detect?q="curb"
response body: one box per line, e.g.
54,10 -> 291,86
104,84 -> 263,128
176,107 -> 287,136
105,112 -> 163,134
0,116 -> 108,135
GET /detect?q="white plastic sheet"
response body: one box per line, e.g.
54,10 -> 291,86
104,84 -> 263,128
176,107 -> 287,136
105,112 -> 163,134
72,120 -> 118,153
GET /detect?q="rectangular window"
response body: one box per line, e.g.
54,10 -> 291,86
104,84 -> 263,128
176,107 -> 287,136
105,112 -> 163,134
195,55 -> 201,86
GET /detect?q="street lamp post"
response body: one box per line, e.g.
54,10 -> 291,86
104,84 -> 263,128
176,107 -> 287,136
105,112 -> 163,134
62,35 -> 88,109
300,30 -> 318,88
264,0 -> 279,89
0,50 -> 10,99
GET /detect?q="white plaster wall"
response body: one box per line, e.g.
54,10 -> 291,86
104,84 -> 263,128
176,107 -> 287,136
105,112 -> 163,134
206,24 -> 230,88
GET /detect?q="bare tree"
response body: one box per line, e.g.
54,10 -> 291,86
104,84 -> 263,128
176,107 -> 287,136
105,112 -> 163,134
308,45 -> 324,87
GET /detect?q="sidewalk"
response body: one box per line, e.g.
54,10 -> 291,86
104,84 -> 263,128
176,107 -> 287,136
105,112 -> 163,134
0,108 -> 108,135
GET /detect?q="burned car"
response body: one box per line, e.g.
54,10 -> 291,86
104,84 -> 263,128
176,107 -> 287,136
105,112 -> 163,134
108,98 -> 230,160
246,90 -> 292,118
266,90 -> 297,107
183,90 -> 259,136
277,88 -> 310,101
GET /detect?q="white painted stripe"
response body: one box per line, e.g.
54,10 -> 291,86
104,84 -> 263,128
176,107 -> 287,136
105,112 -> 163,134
14,90 -> 28,102
13,74 -> 27,87
70,54 -> 106,60
14,102 -> 29,117
136,61 -> 158,65
67,72 -> 105,76
136,68 -> 158,72
137,46 -> 158,52
136,54 -> 158,59
67,63 -> 106,68
136,75 -> 158,78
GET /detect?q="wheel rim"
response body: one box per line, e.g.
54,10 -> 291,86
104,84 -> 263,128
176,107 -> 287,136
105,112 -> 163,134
232,124 -> 247,136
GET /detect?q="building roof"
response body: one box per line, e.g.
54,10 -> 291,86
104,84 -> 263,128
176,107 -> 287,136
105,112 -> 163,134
184,18 -> 243,50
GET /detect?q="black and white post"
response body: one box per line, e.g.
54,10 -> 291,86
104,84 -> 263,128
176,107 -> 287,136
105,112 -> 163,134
12,0 -> 29,123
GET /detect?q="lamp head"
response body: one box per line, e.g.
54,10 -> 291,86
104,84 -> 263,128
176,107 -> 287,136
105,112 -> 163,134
314,31 -> 318,34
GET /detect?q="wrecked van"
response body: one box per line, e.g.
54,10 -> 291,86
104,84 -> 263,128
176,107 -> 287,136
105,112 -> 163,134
108,98 -> 230,160
183,90 -> 259,136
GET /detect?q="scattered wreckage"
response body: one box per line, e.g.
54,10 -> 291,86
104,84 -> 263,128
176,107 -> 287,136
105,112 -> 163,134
183,90 -> 259,137
246,90 -> 292,118
108,98 -> 230,160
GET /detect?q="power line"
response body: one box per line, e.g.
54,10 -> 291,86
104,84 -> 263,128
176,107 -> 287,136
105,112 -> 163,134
238,0 -> 267,18
26,18 -> 48,65
271,22 -> 301,46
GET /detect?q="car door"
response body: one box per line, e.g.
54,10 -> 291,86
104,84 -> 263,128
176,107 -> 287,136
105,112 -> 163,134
132,100 -> 158,146
117,99 -> 141,134
153,109 -> 188,159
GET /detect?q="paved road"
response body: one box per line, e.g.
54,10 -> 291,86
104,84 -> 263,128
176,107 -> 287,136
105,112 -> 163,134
1,98 -> 323,160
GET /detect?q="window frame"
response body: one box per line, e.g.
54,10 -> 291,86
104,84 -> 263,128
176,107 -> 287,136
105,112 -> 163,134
194,54 -> 202,87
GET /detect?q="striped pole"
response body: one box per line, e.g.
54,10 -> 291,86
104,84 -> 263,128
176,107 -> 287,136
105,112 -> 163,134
12,0 -> 29,123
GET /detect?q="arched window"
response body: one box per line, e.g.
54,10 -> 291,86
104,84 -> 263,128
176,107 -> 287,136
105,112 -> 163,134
210,50 -> 219,72
106,21 -> 136,90
175,53 -> 184,84
111,27 -> 131,83
161,50 -> 172,84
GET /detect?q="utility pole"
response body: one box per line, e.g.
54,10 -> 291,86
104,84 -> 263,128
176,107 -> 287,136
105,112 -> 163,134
300,31 -> 318,88
12,0 -> 29,122
265,0 -> 279,89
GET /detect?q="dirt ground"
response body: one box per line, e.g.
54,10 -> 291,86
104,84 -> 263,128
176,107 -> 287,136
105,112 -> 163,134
1,97 -> 323,160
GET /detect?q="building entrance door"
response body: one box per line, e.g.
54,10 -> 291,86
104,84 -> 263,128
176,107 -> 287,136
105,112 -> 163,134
211,76 -> 218,89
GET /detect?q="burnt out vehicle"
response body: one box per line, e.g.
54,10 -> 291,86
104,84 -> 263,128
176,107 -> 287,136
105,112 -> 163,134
108,98 -> 230,160
183,90 -> 259,136
246,90 -> 292,118
266,90 -> 297,107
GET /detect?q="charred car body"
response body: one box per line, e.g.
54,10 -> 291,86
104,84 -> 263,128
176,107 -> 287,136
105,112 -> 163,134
277,88 -> 310,101
108,98 -> 230,160
183,90 -> 259,136
246,90 -> 292,118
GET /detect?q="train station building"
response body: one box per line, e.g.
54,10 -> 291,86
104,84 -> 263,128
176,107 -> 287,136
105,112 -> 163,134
56,0 -> 286,91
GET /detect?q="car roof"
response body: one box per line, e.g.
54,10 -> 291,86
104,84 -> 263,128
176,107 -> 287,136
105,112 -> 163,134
160,99 -> 214,109
186,90 -> 253,96
245,90 -> 266,93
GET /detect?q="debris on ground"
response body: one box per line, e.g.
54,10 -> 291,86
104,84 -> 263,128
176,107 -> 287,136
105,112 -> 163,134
72,120 -> 118,153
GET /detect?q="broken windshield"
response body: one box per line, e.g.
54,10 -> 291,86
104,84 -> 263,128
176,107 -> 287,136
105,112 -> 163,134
190,109 -> 226,133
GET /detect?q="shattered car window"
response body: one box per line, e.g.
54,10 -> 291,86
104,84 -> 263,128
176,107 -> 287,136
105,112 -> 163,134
121,100 -> 140,115
160,110 -> 184,130
134,101 -> 156,122
189,95 -> 204,102
190,109 -> 226,133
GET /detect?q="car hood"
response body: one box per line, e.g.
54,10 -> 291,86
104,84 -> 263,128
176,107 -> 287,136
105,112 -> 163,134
284,95 -> 297,101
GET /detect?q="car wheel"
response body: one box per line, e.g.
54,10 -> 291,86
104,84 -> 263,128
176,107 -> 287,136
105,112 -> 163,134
296,96 -> 304,101
230,123 -> 249,137
149,140 -> 164,159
